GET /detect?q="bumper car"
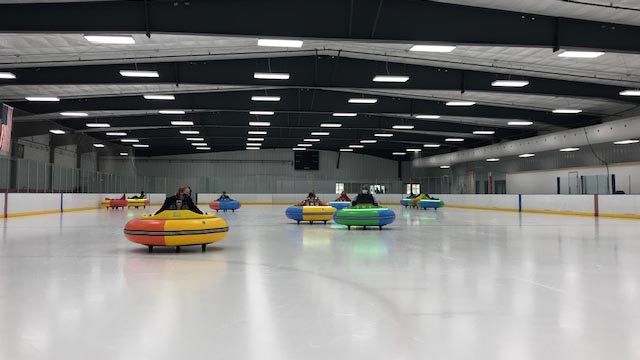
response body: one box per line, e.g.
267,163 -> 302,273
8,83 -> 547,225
285,205 -> 336,224
127,198 -> 150,208
333,203 -> 396,230
102,198 -> 128,210
124,210 -> 229,253
329,201 -> 352,210
209,199 -> 241,212
418,199 -> 444,210
400,198 -> 413,207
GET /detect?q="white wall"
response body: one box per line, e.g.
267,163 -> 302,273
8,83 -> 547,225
0,193 -> 4,217
196,193 -> 405,204
598,195 -> 640,216
522,194 -> 594,213
432,194 -> 518,209
507,163 -> 640,194
100,149 -> 403,194
62,193 -> 103,210
7,193 -> 60,215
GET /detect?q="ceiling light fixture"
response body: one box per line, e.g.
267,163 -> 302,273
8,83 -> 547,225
144,94 -> 175,100
620,90 -> 640,96
49,129 -> 66,135
84,35 -> 135,45
560,147 -> 580,152
558,51 -> 605,58
119,70 -> 159,78
614,139 -> 640,145
332,112 -> 357,117
249,111 -> 275,115
446,101 -> 476,106
409,45 -> 456,52
192,143 -> 208,146
60,112 -> 88,117
321,123 -> 342,128
93,144 -> 105,148
423,144 -> 441,148
257,39 -> 304,48
349,145 -> 364,148
85,123 -> 110,128
508,121 -> 533,126
297,143 -> 313,147
415,115 -> 441,119
119,152 -> 128,156
406,148 -> 422,152
246,143 -> 262,147
392,152 -> 407,155
519,153 -> 535,158
120,139 -> 139,143
348,98 -> 378,104
392,125 -> 414,129
171,121 -> 194,126
373,75 -> 410,83
107,132 -> 127,136
340,149 -> 354,152
440,165 -> 451,169
26,97 -> 59,102
159,110 -> 186,115
445,138 -> 464,142
196,147 -> 211,150
180,130 -> 200,135
246,147 -> 260,150
303,138 -> 320,142
486,158 -> 500,162
132,144 -> 150,148
311,132 -> 330,136
553,109 -> 582,114
374,133 -> 393,137
0,72 -> 16,79
186,137 -> 204,141
293,148 -> 307,151
473,130 -> 495,135
248,131 -> 267,135
254,72 -> 290,80
247,138 -> 264,141
249,121 -> 270,127
360,140 -> 377,144
491,80 -> 530,87
251,96 -> 280,102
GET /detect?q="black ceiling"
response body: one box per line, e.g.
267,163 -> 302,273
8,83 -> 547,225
2,0 -> 638,160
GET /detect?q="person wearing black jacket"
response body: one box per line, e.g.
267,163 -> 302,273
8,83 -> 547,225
352,187 -> 379,206
155,186 -> 203,215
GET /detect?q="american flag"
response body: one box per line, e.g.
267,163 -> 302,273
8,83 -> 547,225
0,104 -> 13,154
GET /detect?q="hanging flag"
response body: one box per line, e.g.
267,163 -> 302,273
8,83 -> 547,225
0,104 -> 13,154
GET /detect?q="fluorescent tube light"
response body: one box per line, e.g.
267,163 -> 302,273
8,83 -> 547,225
251,96 -> 280,102
423,144 -> 441,148
392,152 -> 406,155
340,149 -> 353,152
60,112 -> 88,117
107,132 -> 127,136
249,111 -> 275,115
119,152 -> 129,156
311,132 -> 330,136
93,144 -> 104,148
360,140 -> 377,144
392,125 -> 414,129
196,147 -> 211,150
303,138 -> 320,142
191,143 -> 208,146
297,144 -> 313,147
446,101 -> 475,106
374,133 -> 393,137
119,70 -> 159,78
409,45 -> 456,53
120,139 -> 139,143
257,39 -> 303,48
373,75 -> 410,82
558,51 -> 604,58
247,138 -> 264,141
321,123 -> 342,128
445,138 -> 464,142
473,130 -> 495,135
348,98 -> 378,104
49,129 -> 66,135
293,148 -> 307,151
248,131 -> 267,135
26,97 -> 59,102
491,80 -> 530,87
246,147 -> 260,150
0,72 -> 16,79
84,35 -> 135,45
86,123 -> 110,128
406,148 -> 422,152
144,94 -> 175,100
620,90 -> 640,96
159,110 -> 185,115
415,115 -> 441,119
171,121 -> 194,126
440,165 -> 451,169
332,112 -> 357,117
132,144 -> 149,148
508,121 -> 533,126
519,153 -> 535,158
553,109 -> 582,114
249,121 -> 270,126
486,158 -> 500,162
180,130 -> 200,134
254,72 -> 290,80
560,147 -> 580,152
246,143 -> 262,147
349,145 -> 364,148
614,139 -> 639,145
186,138 -> 204,141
